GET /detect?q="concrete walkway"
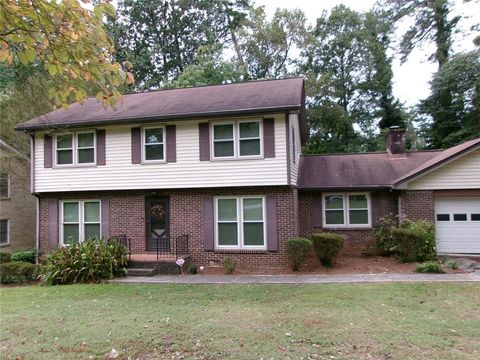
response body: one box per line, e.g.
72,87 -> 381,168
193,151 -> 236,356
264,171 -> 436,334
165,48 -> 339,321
111,272 -> 480,285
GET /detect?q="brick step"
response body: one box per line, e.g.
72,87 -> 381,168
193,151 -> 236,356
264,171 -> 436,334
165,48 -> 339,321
127,268 -> 156,276
128,261 -> 182,275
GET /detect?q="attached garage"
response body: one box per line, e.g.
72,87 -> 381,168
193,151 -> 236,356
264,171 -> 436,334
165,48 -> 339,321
435,197 -> 480,254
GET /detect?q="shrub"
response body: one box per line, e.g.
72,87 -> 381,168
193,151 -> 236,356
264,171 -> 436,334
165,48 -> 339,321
11,249 -> 37,264
416,261 -> 444,274
373,214 -> 398,255
444,259 -> 459,270
188,262 -> 197,274
223,257 -> 236,274
0,252 -> 12,264
311,233 -> 344,267
401,219 -> 436,261
40,239 -> 128,285
391,228 -> 421,262
0,261 -> 37,284
286,237 -> 312,271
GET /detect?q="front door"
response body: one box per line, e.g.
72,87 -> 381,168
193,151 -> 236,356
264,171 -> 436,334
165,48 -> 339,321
146,197 -> 170,252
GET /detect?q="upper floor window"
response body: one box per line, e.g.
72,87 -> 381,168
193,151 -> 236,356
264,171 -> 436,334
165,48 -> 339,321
143,126 -> 165,162
0,173 -> 9,199
211,120 -> 262,159
0,219 -> 9,245
61,200 -> 101,245
322,193 -> 371,228
55,131 -> 95,166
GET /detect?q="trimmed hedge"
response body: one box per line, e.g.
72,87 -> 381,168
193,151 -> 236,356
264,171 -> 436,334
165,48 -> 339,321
0,261 -> 37,284
286,237 -> 312,271
11,249 -> 36,264
311,233 -> 344,267
40,239 -> 128,285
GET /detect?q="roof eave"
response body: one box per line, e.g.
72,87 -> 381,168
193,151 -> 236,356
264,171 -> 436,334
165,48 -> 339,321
14,105 -> 301,131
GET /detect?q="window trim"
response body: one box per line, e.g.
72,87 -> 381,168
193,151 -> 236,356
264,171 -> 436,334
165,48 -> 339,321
210,119 -> 263,160
60,200 -> 102,246
0,172 -> 10,199
214,195 -> 267,250
54,131 -> 96,167
322,192 -> 372,229
141,125 -> 167,164
0,219 -> 9,246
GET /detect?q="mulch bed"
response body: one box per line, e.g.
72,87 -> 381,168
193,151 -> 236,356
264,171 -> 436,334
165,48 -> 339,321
199,253 -> 465,276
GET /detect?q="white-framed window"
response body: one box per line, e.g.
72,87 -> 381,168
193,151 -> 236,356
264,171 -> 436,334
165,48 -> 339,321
142,126 -> 166,162
60,200 -> 101,245
322,193 -> 371,228
0,219 -> 9,245
215,196 -> 266,250
211,120 -> 262,159
55,131 -> 96,166
0,172 -> 10,199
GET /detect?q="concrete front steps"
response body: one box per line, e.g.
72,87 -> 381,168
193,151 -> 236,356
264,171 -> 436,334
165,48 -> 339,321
127,254 -> 186,276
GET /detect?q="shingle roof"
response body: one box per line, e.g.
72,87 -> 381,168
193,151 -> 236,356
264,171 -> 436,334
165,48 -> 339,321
15,78 -> 306,141
298,151 -> 442,189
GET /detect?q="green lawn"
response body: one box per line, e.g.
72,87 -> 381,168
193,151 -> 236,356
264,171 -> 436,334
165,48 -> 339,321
1,283 -> 479,359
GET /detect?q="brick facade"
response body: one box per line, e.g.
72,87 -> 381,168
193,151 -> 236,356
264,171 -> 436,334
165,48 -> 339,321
298,191 -> 398,255
38,186 -> 298,268
399,190 -> 435,222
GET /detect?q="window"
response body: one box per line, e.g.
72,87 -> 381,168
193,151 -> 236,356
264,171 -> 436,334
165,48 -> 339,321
323,193 -> 371,228
453,214 -> 467,221
436,214 -> 450,221
143,126 -> 165,162
215,196 -> 266,249
212,120 -> 262,159
61,200 -> 101,245
472,214 -> 480,221
55,131 -> 96,166
0,173 -> 9,199
0,220 -> 8,245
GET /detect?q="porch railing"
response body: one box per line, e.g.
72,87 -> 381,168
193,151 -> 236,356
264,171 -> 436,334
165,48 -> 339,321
155,234 -> 189,261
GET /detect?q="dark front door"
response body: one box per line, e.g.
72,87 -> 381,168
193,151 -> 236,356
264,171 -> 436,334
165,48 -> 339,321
146,197 -> 170,252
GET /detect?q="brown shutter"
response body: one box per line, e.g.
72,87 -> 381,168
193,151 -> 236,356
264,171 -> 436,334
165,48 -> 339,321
101,197 -> 110,239
263,118 -> 275,158
131,127 -> 141,164
166,125 -> 176,162
44,134 -> 53,168
266,194 -> 278,251
203,195 -> 214,251
312,194 -> 323,228
199,123 -> 210,161
48,199 -> 58,248
96,129 -> 106,166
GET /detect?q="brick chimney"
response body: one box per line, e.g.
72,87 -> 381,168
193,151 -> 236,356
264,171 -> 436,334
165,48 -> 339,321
385,126 -> 406,155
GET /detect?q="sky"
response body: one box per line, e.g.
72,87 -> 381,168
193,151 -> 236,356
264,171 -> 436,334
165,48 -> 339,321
256,0 -> 479,107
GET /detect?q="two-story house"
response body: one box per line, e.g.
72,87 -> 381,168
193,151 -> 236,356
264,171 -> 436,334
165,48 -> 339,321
0,139 -> 36,252
15,77 -> 480,267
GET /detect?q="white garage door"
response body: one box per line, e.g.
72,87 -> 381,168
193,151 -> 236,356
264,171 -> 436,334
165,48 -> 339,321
435,197 -> 480,254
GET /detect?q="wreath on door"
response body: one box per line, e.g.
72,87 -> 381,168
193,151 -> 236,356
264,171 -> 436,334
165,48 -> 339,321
151,204 -> 166,219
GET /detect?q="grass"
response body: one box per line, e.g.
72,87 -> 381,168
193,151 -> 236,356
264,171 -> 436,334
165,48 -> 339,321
1,283 -> 479,359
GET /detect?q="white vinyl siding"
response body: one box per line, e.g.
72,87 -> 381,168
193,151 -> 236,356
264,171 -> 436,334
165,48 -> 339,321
406,148 -> 480,190
288,113 -> 301,185
33,115 -> 288,192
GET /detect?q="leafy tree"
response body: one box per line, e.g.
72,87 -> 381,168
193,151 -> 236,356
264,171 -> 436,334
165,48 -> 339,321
421,49 -> 480,148
237,7 -> 308,79
109,0 -> 250,90
302,5 -> 403,153
381,0 -> 460,67
0,0 -> 133,108
171,47 -> 245,88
